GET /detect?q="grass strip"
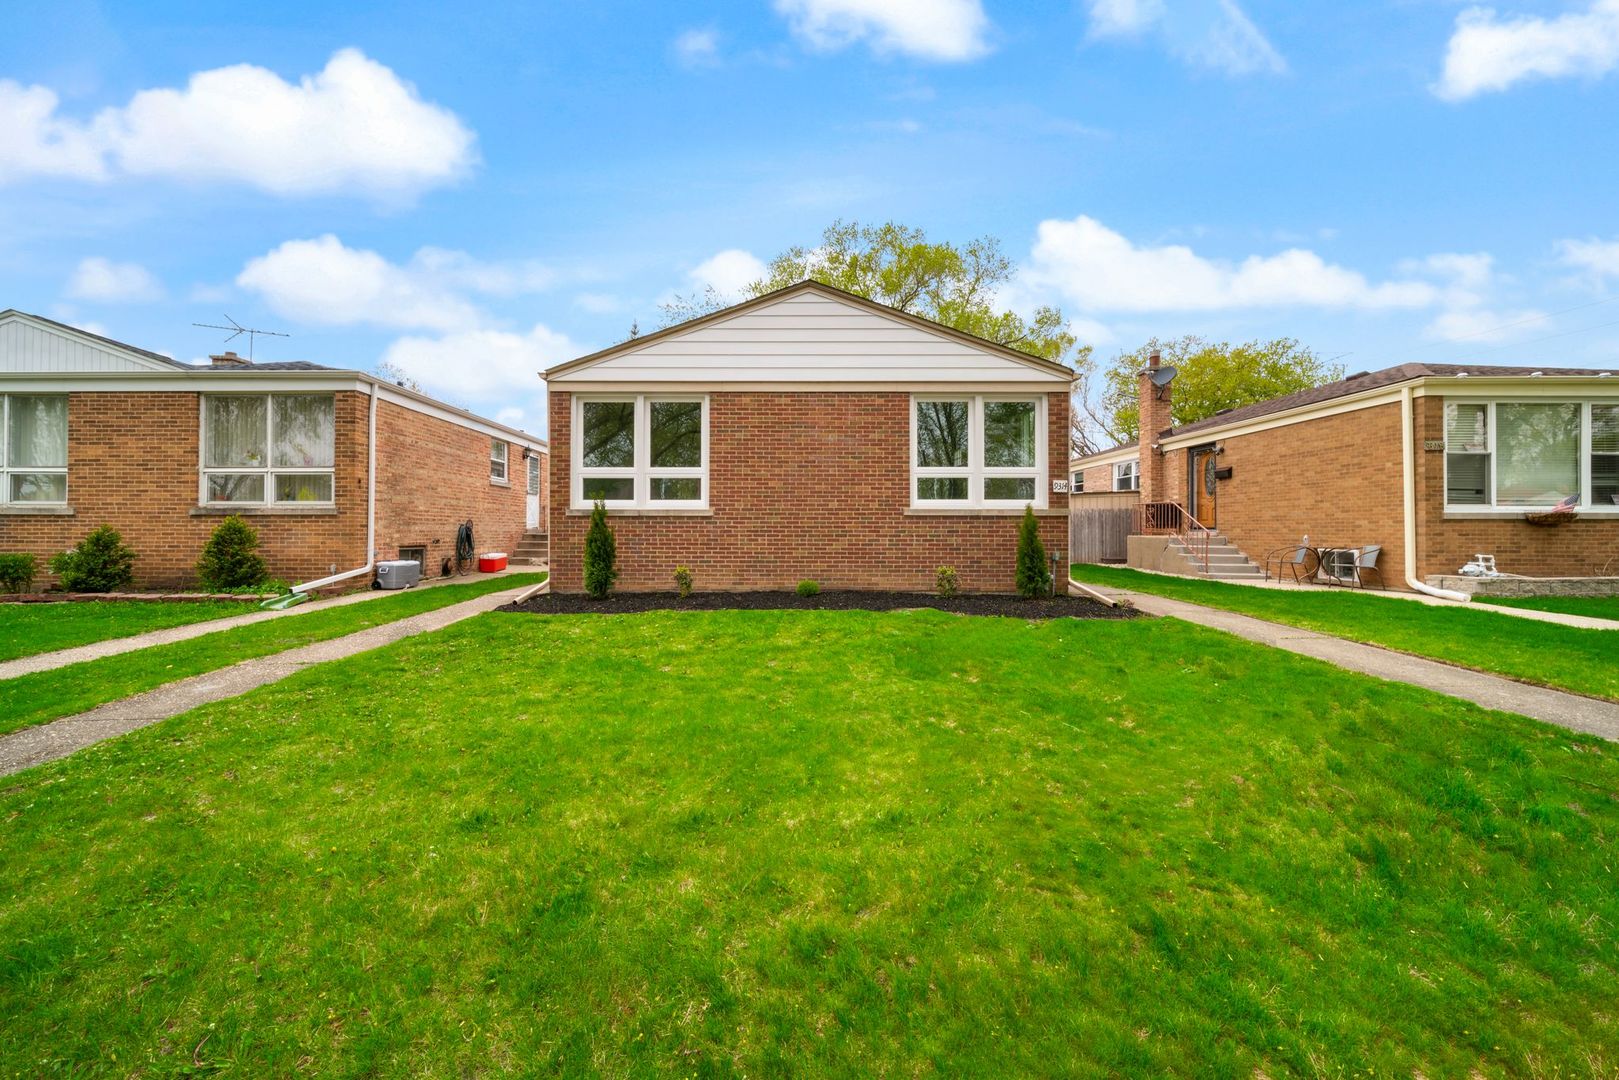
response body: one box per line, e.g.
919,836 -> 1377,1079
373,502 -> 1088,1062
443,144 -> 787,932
0,599 -> 250,663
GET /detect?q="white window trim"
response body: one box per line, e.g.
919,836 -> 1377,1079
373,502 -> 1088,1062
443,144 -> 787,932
1113,460 -> 1140,493
1443,398 -> 1619,514
571,394 -> 709,510
199,392 -> 337,508
1071,470 -> 1084,494
490,438 -> 508,483
1,394 -> 69,506
910,394 -> 1047,510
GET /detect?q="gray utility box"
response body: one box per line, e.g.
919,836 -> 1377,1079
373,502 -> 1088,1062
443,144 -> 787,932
376,560 -> 422,590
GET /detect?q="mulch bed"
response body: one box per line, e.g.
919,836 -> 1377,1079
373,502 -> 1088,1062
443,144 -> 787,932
501,590 -> 1139,620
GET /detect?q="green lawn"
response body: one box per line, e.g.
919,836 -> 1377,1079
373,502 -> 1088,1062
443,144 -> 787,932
0,598 -> 250,663
1477,593 -> 1619,622
0,573 -> 543,737
1072,563 -> 1619,702
2,609 -> 1616,1076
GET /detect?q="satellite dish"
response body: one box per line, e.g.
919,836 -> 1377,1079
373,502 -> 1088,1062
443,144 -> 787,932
1149,365 -> 1178,387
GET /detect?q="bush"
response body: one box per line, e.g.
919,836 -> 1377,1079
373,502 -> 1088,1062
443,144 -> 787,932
1015,504 -> 1051,599
935,565 -> 959,598
673,566 -> 694,597
197,515 -> 269,591
583,500 -> 618,599
0,553 -> 37,593
49,526 -> 136,593
796,579 -> 820,597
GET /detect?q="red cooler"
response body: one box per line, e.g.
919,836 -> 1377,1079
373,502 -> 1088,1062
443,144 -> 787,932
478,552 -> 508,573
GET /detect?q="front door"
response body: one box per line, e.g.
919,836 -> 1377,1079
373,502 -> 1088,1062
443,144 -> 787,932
1188,447 -> 1218,529
526,454 -> 541,529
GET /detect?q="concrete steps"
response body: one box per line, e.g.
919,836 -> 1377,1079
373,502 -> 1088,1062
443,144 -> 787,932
512,529 -> 548,566
1167,534 -> 1264,580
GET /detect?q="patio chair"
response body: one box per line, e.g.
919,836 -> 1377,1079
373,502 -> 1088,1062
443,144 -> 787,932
1264,538 -> 1318,584
1352,545 -> 1386,590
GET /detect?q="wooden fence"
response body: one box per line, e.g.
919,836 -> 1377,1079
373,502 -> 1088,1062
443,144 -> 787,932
1068,495 -> 1137,564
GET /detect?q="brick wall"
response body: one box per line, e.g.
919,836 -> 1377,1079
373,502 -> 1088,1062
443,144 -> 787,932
0,391 -> 368,588
1163,402 -> 1409,580
373,398 -> 541,576
547,390 -> 1070,593
1414,396 -> 1616,578
1068,460 -> 1137,504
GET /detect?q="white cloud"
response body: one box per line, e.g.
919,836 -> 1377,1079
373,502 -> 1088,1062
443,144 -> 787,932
1557,236 -> 1619,282
0,48 -> 475,199
573,292 -> 624,314
1023,215 -> 1437,314
1436,0 -> 1619,101
1084,0 -> 1284,75
496,407 -> 526,426
381,324 -> 576,403
236,235 -> 551,332
65,257 -> 163,302
688,248 -> 767,296
775,0 -> 992,61
1423,305 -> 1547,343
674,28 -> 722,67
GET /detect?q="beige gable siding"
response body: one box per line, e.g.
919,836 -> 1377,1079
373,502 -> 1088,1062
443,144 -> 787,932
0,316 -> 175,373
557,291 -> 1064,384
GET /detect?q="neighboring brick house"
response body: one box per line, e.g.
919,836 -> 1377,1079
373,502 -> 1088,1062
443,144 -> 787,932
1068,444 -> 1139,505
0,310 -> 547,590
1070,355 -> 1619,588
544,281 -> 1074,593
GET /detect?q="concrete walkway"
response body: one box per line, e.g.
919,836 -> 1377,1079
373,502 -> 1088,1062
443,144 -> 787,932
1095,584 -> 1619,742
1099,565 -> 1619,631
0,582 -> 530,777
0,569 -> 535,681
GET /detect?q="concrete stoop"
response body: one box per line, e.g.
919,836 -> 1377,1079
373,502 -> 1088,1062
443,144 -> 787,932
512,528 -> 549,566
1166,534 -> 1265,581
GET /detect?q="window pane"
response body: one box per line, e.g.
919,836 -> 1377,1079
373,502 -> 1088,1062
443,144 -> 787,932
1446,453 -> 1488,505
917,476 -> 969,501
650,401 -> 702,468
274,474 -> 333,502
1496,403 -> 1579,506
1444,403 -> 1487,452
272,395 -> 335,467
916,401 -> 969,468
1594,405 -> 1619,455
207,396 -> 267,468
582,476 -> 634,501
7,396 -> 67,467
1593,455 -> 1619,506
984,401 -> 1036,468
207,473 -> 265,503
9,472 -> 66,502
650,477 -> 701,501
984,476 -> 1035,501
491,440 -> 507,480
582,402 -> 635,468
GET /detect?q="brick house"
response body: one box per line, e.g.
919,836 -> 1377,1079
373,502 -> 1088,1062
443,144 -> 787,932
543,281 -> 1074,593
0,310 -> 548,590
1070,355 -> 1619,589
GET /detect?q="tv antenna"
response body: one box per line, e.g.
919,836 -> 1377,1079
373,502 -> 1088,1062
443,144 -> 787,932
192,315 -> 289,361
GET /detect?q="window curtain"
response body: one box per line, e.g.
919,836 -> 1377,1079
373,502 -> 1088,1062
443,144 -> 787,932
7,396 -> 67,467
1495,403 -> 1579,506
1594,405 -> 1619,505
272,396 -> 335,468
207,396 -> 267,468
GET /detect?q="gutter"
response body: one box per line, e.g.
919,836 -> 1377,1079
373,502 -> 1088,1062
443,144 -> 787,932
1400,386 -> 1470,603
292,380 -> 379,595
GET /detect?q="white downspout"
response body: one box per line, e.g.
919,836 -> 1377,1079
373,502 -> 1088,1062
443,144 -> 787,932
292,379 -> 378,595
1401,385 -> 1470,602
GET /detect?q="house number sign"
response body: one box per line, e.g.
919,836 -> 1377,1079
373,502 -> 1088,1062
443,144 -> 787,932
1052,480 -> 1069,493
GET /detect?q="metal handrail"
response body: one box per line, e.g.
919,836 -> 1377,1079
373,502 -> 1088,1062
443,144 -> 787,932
1133,501 -> 1213,574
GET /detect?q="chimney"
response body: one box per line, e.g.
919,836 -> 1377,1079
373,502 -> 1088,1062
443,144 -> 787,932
209,351 -> 250,369
1136,349 -> 1173,504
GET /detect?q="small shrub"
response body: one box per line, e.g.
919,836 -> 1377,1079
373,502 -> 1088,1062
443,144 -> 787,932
673,566 -> 694,597
935,565 -> 959,598
1015,504 -> 1051,599
197,515 -> 269,591
49,526 -> 137,593
0,553 -> 37,593
796,579 -> 820,598
582,500 -> 618,599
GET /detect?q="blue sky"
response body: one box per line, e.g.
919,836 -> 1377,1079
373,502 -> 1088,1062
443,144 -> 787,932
3,0 -> 1618,436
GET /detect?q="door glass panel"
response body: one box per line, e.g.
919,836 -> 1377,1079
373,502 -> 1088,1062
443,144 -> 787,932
528,454 -> 540,494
